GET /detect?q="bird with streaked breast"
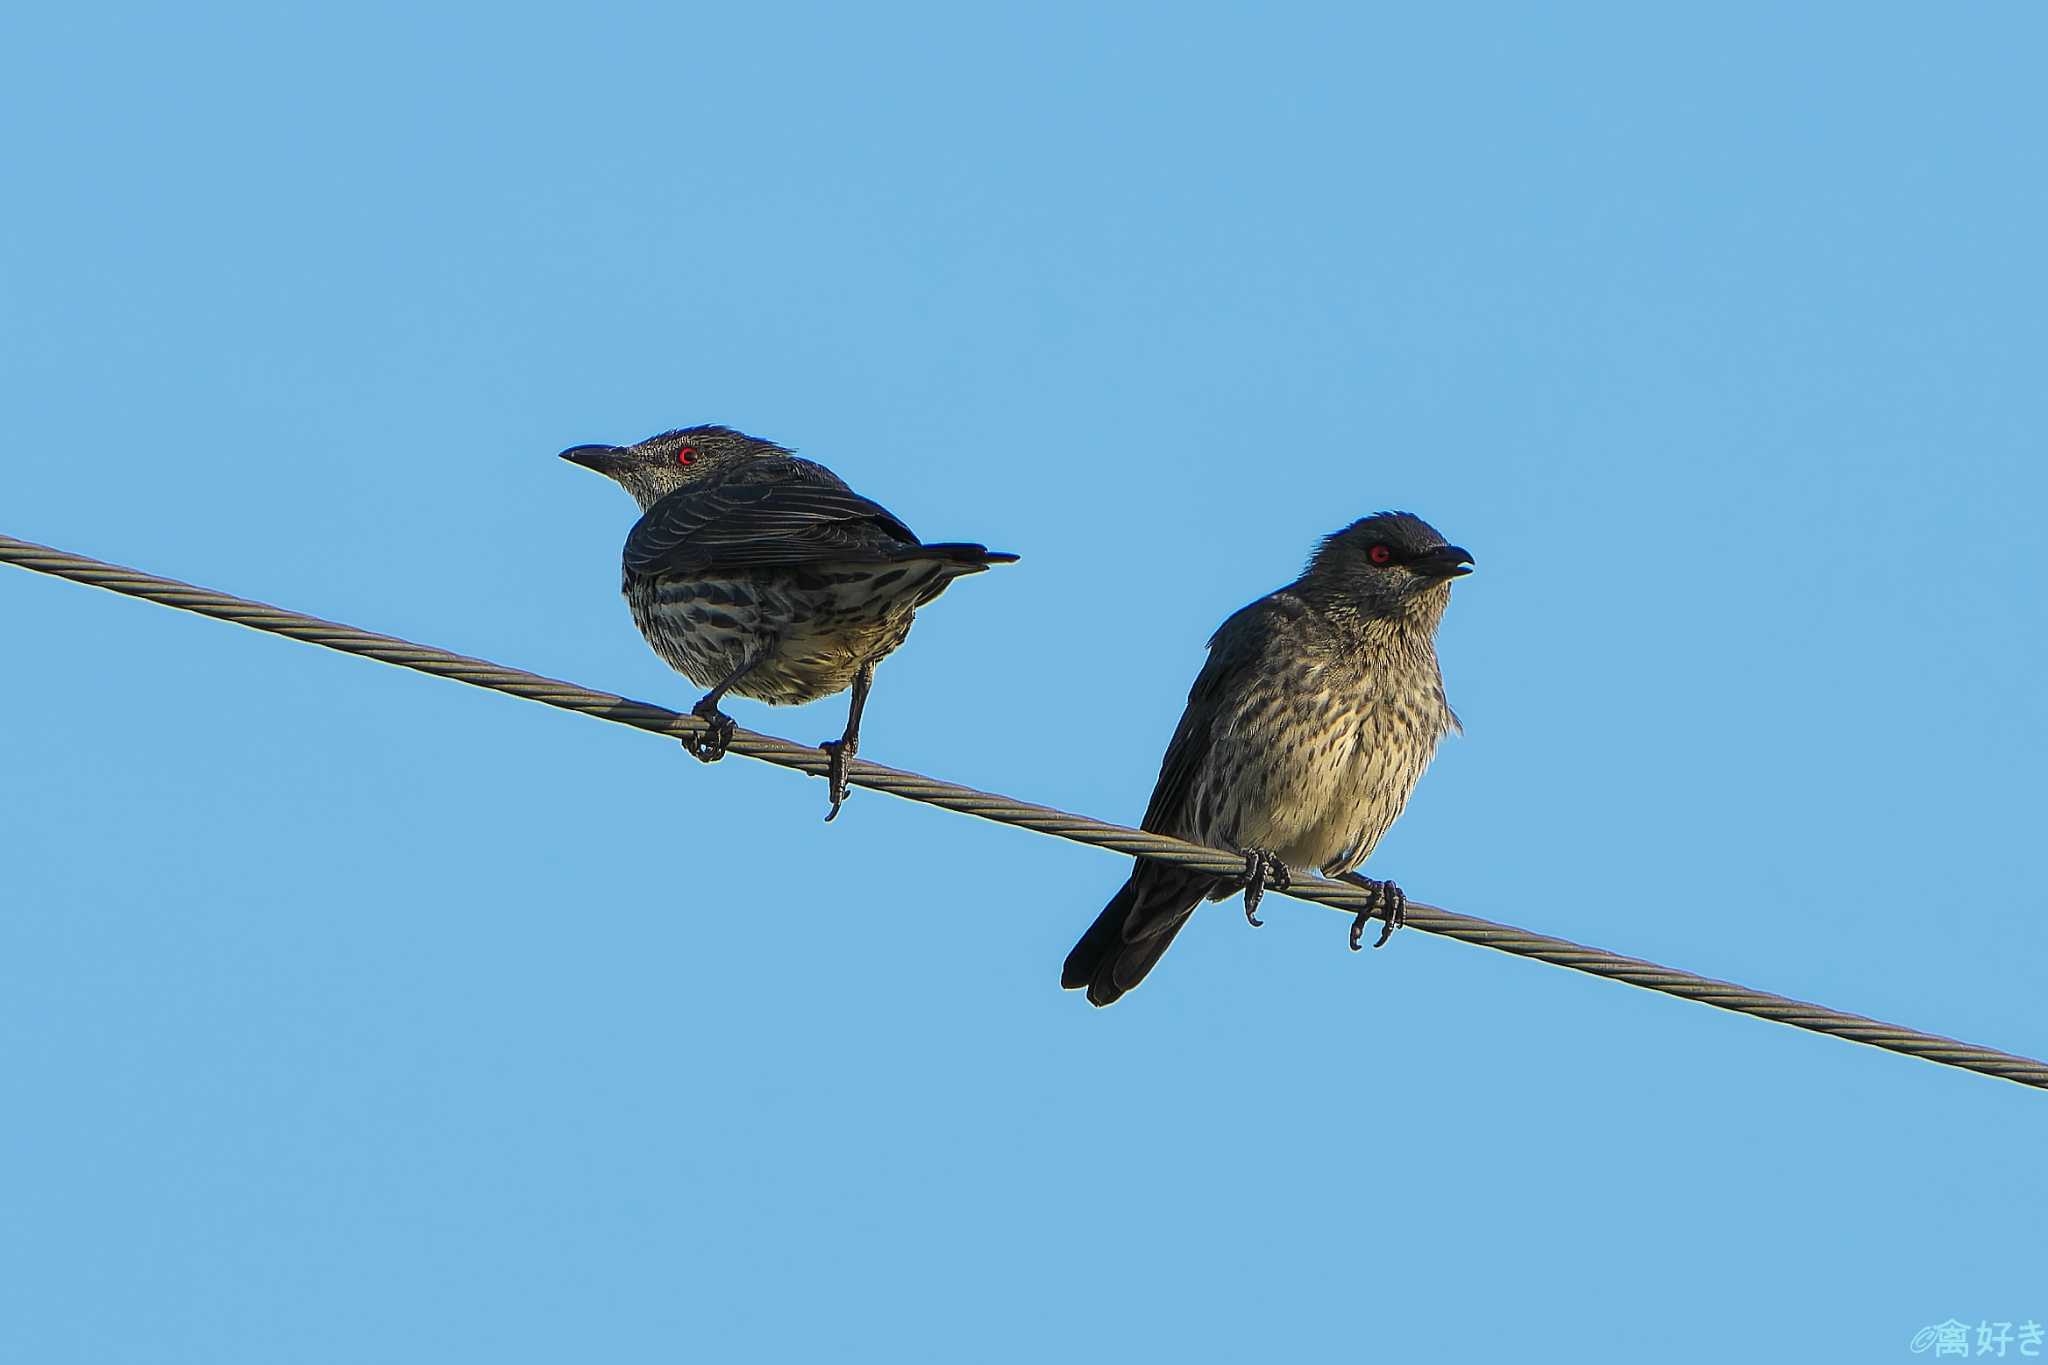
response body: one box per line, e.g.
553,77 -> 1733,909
561,424 -> 1017,820
1062,512 -> 1472,1006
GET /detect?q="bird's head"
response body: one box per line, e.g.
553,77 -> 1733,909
558,425 -> 787,511
1308,511 -> 1474,620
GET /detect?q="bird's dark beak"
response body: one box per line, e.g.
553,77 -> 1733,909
1415,545 -> 1475,581
559,443 -> 629,475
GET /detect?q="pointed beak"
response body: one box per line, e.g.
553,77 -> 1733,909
559,443 -> 628,475
1415,544 -> 1475,580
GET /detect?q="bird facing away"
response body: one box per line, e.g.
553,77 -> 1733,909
1062,512 -> 1472,1006
561,424 -> 1017,819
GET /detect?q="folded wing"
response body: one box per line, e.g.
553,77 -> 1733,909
625,460 -> 923,579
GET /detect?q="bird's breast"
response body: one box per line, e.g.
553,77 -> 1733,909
1189,658 -> 1453,874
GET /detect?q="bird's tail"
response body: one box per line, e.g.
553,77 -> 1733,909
1061,863 -> 1214,1007
906,542 -> 1019,570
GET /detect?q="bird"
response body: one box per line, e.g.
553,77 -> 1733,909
560,424 -> 1017,820
1061,511 -> 1472,1006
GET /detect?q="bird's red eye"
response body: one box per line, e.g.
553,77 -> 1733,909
1368,544 -> 1394,566
676,445 -> 697,465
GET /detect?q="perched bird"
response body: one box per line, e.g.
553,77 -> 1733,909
1062,512 -> 1472,1006
561,424 -> 1017,819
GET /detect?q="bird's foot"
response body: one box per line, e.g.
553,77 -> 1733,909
818,737 -> 857,822
1339,874 -> 1407,950
1235,847 -> 1291,927
684,701 -> 737,763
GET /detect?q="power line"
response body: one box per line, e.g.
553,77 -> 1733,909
4,529 -> 2043,1091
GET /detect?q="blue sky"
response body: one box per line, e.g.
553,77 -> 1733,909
3,4 -> 2044,1361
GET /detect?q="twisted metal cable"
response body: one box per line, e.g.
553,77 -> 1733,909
5,530 -> 2044,1090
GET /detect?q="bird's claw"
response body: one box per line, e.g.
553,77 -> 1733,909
1340,874 -> 1407,950
685,703 -> 737,763
1236,847 -> 1291,927
819,738 -> 856,822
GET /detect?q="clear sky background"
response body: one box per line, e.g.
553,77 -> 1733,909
3,4 -> 2044,1361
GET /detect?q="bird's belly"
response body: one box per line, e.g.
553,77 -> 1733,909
1235,735 -> 1371,870
1203,698 -> 1441,875
745,611 -> 912,702
1292,759 -> 1398,875
1306,714 -> 1442,876
629,565 -> 934,705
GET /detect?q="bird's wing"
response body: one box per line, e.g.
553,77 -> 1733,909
1120,595 -> 1299,945
623,459 -> 922,577
1139,594 -> 1288,836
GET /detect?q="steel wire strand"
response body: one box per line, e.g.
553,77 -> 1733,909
4,531 -> 2042,1089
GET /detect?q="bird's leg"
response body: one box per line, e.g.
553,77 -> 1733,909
1338,873 -> 1407,950
684,656 -> 761,763
1233,847 -> 1291,927
818,659 -> 876,823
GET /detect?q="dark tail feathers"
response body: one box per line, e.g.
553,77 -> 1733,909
1061,865 -> 1212,1007
912,542 -> 1019,570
